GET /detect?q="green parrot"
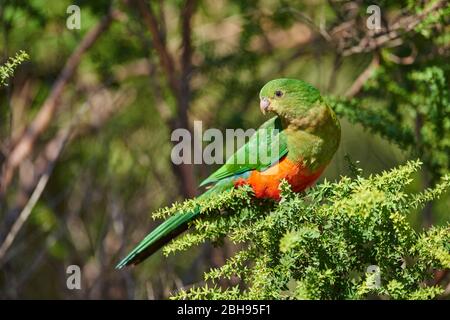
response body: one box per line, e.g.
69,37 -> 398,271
116,78 -> 340,269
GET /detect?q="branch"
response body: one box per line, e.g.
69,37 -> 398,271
0,84 -> 134,263
179,0 -> 197,110
0,8 -> 118,197
131,0 -> 180,97
128,0 -> 198,198
0,125 -> 71,263
345,53 -> 380,97
341,0 -> 447,56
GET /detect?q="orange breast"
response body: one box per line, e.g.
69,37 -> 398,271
234,157 -> 325,200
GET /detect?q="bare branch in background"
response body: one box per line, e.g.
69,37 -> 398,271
0,126 -> 71,263
180,0 -> 197,115
0,8 -> 119,198
335,0 -> 447,56
127,0 -> 198,198
175,0 -> 198,198
345,53 -> 380,97
0,84 -> 134,265
131,0 -> 180,96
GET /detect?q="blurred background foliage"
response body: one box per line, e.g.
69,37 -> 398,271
0,0 -> 448,298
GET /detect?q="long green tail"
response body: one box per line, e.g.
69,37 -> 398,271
115,208 -> 200,269
116,180 -> 234,269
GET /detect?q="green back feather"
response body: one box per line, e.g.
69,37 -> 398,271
199,116 -> 288,186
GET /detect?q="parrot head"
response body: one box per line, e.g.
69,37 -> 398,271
259,78 -> 321,119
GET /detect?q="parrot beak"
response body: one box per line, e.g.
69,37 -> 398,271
260,97 -> 271,115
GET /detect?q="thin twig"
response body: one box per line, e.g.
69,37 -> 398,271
0,98 -> 93,263
132,0 -> 180,96
127,0 -> 198,198
0,169 -> 50,261
345,53 -> 380,97
341,0 -> 447,56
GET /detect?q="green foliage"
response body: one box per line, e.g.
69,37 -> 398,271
329,65 -> 450,181
149,161 -> 450,299
0,50 -> 29,87
328,97 -> 415,151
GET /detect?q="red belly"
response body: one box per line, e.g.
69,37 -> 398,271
234,157 -> 325,200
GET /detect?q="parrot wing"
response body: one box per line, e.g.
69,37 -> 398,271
116,116 -> 287,268
199,116 -> 288,187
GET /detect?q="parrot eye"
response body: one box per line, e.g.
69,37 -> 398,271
275,90 -> 283,98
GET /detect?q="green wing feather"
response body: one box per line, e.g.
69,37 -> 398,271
116,116 -> 288,268
199,116 -> 288,187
